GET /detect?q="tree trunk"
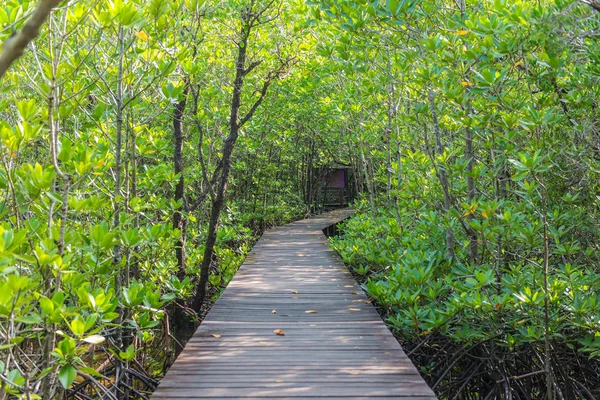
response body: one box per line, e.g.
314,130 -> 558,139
465,115 -> 478,264
428,90 -> 455,259
0,0 -> 63,79
359,141 -> 376,217
192,12 -> 251,312
191,4 -> 284,312
173,92 -> 188,278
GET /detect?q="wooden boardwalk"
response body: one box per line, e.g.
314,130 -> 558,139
153,209 -> 437,399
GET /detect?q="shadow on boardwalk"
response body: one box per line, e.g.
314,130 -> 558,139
152,209 -> 437,399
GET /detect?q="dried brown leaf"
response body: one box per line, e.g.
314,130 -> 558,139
274,329 -> 285,336
211,334 -> 222,338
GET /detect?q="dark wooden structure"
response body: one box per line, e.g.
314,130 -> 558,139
152,209 -> 437,399
318,166 -> 355,207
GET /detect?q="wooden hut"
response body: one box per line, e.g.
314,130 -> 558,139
318,165 -> 355,207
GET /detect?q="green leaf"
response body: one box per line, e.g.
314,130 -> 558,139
119,344 -> 136,361
70,318 -> 86,336
78,366 -> 103,378
15,314 -> 43,324
59,365 -> 77,389
40,297 -> 54,315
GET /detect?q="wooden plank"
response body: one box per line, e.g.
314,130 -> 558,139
152,209 -> 437,399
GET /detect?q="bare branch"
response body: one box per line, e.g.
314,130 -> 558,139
239,79 -> 272,128
239,56 -> 296,128
243,60 -> 262,76
0,0 -> 63,80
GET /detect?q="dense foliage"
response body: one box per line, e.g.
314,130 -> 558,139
1,0 -> 600,399
0,1 -> 314,398
322,0 -> 600,398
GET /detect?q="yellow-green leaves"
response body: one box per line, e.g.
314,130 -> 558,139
109,0 -> 144,27
119,344 -> 136,362
69,317 -> 86,337
161,82 -> 184,103
0,120 -> 41,152
89,223 -> 118,252
16,99 -> 38,121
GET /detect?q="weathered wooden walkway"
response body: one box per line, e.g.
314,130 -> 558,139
153,209 -> 437,399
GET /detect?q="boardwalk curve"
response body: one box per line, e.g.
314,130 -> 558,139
152,209 -> 437,399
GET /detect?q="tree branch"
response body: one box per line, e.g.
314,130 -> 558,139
580,0 -> 600,12
243,60 -> 262,76
238,79 -> 272,128
239,57 -> 295,128
0,0 -> 63,80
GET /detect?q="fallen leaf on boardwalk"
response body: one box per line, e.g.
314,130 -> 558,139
348,307 -> 361,311
259,341 -> 269,345
305,310 -> 318,314
352,299 -> 362,302
211,334 -> 222,338
271,310 -> 277,314
365,300 -> 372,304
351,291 -> 359,295
276,380 -> 285,383
348,371 -> 359,375
274,329 -> 285,336
291,290 -> 298,294
344,285 -> 353,288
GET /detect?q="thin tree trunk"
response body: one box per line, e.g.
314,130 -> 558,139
193,10 -> 258,311
385,49 -> 394,209
112,28 -> 126,392
359,141 -> 376,217
428,90 -> 455,259
41,14 -> 65,397
465,110 -> 478,264
394,139 -> 404,231
191,3 -> 287,312
113,26 -> 125,271
540,183 -> 554,400
130,114 -> 140,280
173,91 -> 188,278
